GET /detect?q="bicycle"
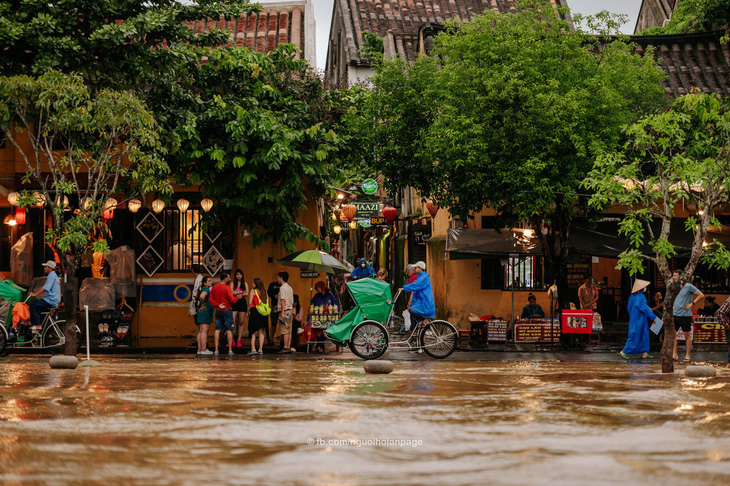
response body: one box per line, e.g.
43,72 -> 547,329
0,307 -> 79,355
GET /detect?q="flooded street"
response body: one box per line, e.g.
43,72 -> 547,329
1,355 -> 729,485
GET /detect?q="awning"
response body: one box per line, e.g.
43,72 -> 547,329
447,222 -> 730,260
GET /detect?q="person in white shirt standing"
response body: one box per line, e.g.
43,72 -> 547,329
277,271 -> 294,353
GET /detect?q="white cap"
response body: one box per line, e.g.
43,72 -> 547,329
42,260 -> 57,269
415,261 -> 426,270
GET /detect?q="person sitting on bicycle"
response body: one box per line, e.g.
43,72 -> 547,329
399,261 -> 435,329
29,260 -> 61,329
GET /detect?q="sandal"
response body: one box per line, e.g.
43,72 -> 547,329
682,357 -> 691,363
617,352 -> 629,360
641,354 -> 653,359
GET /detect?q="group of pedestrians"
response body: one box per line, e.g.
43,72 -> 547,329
191,270 -> 296,356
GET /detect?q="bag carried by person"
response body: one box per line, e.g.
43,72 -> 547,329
254,290 -> 271,316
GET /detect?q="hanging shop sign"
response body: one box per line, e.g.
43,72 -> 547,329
566,255 -> 591,288
370,217 -> 388,226
353,202 -> 380,219
362,178 -> 378,194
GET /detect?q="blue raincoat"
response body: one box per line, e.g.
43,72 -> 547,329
350,258 -> 376,279
403,271 -> 436,318
622,291 -> 655,354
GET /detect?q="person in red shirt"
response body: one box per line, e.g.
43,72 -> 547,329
209,272 -> 238,356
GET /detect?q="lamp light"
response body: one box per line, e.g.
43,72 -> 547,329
331,213 -> 337,221
337,193 -> 344,200
3,214 -> 16,226
127,198 -> 142,213
333,225 -> 341,235
200,198 -> 213,213
382,206 -> 398,225
103,209 -> 114,220
7,192 -> 19,206
104,197 -> 118,210
176,198 -> 189,213
349,220 -> 357,230
524,229 -> 534,237
34,192 -> 46,207
152,199 -> 165,213
14,207 -> 26,225
55,195 -> 69,209
80,197 -> 93,211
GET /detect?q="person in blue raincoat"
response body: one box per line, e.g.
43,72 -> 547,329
399,261 -> 436,329
618,279 -> 656,359
350,257 -> 376,280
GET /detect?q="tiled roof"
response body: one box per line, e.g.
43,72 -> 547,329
187,4 -> 306,58
335,0 -> 568,65
633,31 -> 730,97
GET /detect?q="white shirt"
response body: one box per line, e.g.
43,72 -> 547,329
279,283 -> 293,312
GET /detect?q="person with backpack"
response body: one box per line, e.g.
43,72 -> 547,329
194,276 -> 214,355
247,278 -> 270,355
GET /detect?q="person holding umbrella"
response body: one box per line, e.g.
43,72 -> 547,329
618,279 -> 656,360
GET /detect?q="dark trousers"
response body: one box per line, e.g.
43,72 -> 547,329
30,299 -> 54,327
726,327 -> 730,364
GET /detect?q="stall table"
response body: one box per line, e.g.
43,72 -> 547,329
306,311 -> 343,352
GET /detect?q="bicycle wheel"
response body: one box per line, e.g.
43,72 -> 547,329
348,320 -> 388,360
0,325 -> 7,355
42,321 -> 66,355
420,320 -> 458,359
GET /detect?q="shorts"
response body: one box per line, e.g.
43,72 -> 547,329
674,315 -> 693,332
231,299 -> 248,312
279,311 -> 293,336
215,309 -> 234,331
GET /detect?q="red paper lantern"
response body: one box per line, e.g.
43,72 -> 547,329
426,200 -> 439,219
382,205 -> 398,224
341,204 -> 357,223
14,207 -> 26,225
104,208 -> 114,220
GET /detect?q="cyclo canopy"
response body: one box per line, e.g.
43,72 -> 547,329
325,278 -> 393,346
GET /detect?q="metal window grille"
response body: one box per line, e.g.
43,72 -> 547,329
162,209 -> 203,271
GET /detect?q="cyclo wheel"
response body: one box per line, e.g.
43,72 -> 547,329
420,320 -> 458,359
348,320 -> 388,360
42,320 -> 66,355
0,325 -> 7,355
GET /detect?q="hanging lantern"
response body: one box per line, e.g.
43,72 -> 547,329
200,198 -> 214,213
55,195 -> 69,209
176,198 -> 189,213
3,214 -> 16,226
14,207 -> 26,225
80,197 -> 93,211
341,204 -> 357,223
104,197 -> 118,210
331,212 -> 337,221
34,192 -> 46,207
349,220 -> 357,230
426,200 -> 439,219
333,225 -> 341,235
382,205 -> 398,225
152,199 -> 165,213
103,208 -> 114,219
7,192 -> 19,206
127,198 -> 142,213
334,208 -> 342,222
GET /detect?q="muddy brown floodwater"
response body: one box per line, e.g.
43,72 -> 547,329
0,356 -> 729,485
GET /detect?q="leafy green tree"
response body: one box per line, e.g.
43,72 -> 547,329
363,0 -> 667,304
171,46 -> 341,252
585,91 -> 730,373
0,71 -> 171,354
0,1 -> 344,252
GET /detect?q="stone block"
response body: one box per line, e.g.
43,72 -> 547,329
49,355 -> 79,369
363,360 -> 394,374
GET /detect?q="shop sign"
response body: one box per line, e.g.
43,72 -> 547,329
358,219 -> 372,228
566,256 -> 591,288
513,319 -> 560,342
488,319 -> 508,342
561,310 -> 593,334
362,178 -> 378,194
301,271 -> 320,279
353,202 -> 380,218
370,217 -> 388,226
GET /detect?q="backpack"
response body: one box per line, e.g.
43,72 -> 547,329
254,290 -> 271,316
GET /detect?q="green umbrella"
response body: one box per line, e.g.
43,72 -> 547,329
277,250 -> 349,275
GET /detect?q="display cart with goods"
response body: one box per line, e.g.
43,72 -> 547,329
324,278 -> 458,360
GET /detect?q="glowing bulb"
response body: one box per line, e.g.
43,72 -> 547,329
333,225 -> 341,235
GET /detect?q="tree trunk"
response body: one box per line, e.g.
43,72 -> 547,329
659,281 -> 679,373
63,264 -> 78,355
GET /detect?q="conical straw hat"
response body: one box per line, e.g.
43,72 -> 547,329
631,279 -> 650,293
